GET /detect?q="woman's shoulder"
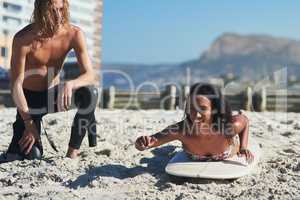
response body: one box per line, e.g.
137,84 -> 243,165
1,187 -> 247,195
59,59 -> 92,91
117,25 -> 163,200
230,112 -> 249,134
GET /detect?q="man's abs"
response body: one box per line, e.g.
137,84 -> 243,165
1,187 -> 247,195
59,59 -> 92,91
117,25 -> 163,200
22,66 -> 61,91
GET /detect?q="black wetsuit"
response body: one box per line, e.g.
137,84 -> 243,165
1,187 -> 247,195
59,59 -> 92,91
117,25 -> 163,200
7,85 -> 98,159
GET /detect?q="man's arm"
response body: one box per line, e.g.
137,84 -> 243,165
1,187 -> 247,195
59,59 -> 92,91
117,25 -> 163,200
10,34 -> 40,154
58,28 -> 96,111
69,28 -> 96,89
10,35 -> 31,121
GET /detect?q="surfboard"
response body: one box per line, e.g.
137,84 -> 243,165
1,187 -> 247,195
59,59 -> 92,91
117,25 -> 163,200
165,139 -> 260,179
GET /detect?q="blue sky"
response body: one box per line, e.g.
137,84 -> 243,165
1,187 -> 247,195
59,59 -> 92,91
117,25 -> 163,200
103,0 -> 300,64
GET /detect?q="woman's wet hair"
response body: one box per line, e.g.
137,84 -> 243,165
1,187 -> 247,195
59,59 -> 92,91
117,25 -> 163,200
183,83 -> 234,136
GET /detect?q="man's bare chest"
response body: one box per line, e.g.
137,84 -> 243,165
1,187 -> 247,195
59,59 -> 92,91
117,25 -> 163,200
27,38 -> 71,66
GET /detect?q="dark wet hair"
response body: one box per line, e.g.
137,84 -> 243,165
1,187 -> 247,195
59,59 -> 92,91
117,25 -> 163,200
184,83 -> 234,136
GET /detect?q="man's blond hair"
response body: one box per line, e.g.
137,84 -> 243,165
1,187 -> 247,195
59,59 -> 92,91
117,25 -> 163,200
31,0 -> 70,37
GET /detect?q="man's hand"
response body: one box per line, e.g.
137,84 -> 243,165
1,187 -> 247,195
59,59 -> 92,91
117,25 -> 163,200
58,81 -> 74,112
135,136 -> 158,151
238,147 -> 254,163
18,120 -> 40,155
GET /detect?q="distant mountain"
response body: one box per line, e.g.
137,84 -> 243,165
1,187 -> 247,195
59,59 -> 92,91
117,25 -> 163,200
201,33 -> 300,64
102,33 -> 300,89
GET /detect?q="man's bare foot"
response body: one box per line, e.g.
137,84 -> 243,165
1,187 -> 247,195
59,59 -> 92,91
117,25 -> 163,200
66,147 -> 80,159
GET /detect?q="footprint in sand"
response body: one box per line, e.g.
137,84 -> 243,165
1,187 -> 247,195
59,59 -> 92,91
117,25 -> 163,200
282,148 -> 297,154
294,123 -> 300,130
280,131 -> 295,137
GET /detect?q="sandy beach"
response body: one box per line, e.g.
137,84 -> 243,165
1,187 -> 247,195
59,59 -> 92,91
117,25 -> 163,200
0,108 -> 299,200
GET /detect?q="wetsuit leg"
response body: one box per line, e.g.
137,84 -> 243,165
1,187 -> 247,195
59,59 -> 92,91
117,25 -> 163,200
7,112 -> 43,160
68,85 -> 98,149
7,89 -> 47,160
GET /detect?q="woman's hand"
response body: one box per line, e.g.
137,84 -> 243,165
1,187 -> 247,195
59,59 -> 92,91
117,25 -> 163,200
238,147 -> 254,163
135,136 -> 158,151
18,120 -> 40,155
57,81 -> 74,112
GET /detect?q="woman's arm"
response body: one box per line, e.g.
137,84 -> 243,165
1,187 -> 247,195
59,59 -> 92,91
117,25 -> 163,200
232,113 -> 253,162
232,114 -> 249,149
135,122 -> 183,151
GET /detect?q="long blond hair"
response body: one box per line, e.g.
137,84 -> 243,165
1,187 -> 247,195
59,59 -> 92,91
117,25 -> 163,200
31,0 -> 70,38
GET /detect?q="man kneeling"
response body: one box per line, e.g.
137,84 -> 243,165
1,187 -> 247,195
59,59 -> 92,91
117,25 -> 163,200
1,0 -> 98,162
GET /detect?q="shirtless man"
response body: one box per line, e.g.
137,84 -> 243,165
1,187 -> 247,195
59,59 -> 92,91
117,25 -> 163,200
1,0 -> 99,162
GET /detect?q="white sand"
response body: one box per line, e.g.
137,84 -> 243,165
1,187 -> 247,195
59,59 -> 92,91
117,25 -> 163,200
0,108 -> 299,200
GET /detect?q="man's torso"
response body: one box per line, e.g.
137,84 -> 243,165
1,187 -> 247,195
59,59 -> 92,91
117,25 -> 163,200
18,24 -> 77,91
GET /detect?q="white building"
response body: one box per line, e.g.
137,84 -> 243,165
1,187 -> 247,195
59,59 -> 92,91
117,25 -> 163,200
0,0 -> 102,69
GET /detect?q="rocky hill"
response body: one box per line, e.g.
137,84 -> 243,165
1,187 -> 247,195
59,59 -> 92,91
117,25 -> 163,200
102,33 -> 300,89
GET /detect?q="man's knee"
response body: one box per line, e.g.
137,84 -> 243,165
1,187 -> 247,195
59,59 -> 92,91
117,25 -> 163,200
24,145 -> 42,160
75,85 -> 99,110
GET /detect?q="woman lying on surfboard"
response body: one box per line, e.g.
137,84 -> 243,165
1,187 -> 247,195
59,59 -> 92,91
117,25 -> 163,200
135,83 -> 254,163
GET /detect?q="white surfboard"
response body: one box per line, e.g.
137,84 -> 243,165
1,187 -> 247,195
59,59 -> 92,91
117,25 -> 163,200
165,139 -> 260,179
